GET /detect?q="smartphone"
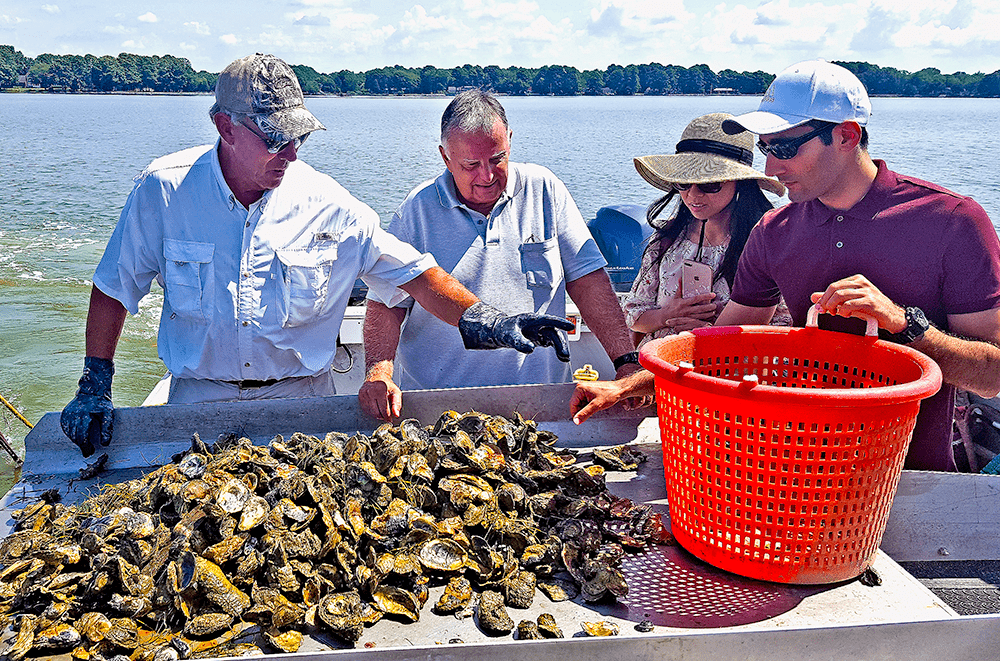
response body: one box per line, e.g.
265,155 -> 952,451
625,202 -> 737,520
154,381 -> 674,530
681,260 -> 713,298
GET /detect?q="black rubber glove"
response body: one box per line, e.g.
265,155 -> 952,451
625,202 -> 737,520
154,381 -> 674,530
60,356 -> 115,457
458,302 -> 574,362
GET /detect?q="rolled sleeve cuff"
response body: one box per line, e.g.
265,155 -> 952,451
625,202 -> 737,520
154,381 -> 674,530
364,253 -> 437,308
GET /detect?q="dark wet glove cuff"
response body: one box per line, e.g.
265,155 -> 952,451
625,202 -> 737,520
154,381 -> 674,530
458,302 -> 505,350
78,356 -> 114,398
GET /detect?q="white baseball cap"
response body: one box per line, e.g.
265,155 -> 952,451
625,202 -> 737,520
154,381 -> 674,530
722,60 -> 871,136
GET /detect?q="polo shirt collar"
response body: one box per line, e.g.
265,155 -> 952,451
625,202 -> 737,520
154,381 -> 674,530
435,166 -> 519,216
808,159 -> 894,225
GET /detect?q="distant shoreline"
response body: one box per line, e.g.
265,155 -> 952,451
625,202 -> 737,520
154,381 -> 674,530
1,89 -> 992,100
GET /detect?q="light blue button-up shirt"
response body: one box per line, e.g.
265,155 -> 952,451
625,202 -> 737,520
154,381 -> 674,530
94,142 -> 435,382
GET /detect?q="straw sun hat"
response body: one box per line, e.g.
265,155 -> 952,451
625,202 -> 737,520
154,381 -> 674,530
633,113 -> 785,197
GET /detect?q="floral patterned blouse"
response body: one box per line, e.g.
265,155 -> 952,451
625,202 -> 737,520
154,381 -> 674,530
622,236 -> 791,345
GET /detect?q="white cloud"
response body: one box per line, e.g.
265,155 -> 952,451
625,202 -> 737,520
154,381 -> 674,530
295,14 -> 332,26
184,21 -> 211,36
102,25 -> 130,35
219,34 -> 239,45
137,12 -> 157,23
178,42 -> 197,51
41,5 -> 60,14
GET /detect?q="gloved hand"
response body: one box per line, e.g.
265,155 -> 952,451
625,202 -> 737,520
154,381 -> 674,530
60,356 -> 115,457
458,302 -> 574,362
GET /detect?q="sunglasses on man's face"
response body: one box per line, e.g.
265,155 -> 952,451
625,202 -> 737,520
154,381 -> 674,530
756,124 -> 834,160
672,181 -> 724,194
241,119 -> 308,154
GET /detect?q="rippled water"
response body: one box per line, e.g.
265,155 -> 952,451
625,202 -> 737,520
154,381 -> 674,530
1,94 -> 998,490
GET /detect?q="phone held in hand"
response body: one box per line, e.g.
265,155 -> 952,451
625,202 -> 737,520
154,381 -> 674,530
681,260 -> 712,298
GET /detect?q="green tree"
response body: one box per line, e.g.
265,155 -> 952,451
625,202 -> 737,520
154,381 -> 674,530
976,71 -> 1000,98
605,64 -> 639,95
580,69 -> 605,95
532,65 -> 582,95
419,65 -> 450,94
0,45 -> 30,88
679,64 -> 715,95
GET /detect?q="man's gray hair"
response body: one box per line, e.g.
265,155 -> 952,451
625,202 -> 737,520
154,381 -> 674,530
440,89 -> 509,149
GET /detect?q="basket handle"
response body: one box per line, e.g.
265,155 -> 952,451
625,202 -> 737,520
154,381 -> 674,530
806,305 -> 879,337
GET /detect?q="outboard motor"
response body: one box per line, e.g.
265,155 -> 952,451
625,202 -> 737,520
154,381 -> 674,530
587,204 -> 653,292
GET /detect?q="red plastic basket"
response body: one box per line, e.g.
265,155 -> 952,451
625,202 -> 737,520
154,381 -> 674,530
638,312 -> 942,584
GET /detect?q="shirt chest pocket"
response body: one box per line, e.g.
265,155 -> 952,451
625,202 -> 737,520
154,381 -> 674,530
163,239 -> 214,322
275,245 -> 339,328
519,237 -> 561,290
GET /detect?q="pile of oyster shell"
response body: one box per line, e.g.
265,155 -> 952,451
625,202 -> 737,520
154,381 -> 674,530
0,410 -> 666,659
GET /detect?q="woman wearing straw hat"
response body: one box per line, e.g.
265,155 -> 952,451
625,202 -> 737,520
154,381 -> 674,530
623,113 -> 790,345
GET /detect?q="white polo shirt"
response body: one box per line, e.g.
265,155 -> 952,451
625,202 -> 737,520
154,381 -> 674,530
374,163 -> 606,390
94,142 -> 435,382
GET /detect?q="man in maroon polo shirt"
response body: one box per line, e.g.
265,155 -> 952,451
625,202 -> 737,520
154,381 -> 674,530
713,59 -> 1000,471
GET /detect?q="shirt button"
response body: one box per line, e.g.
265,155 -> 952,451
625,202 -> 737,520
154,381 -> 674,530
242,321 -> 249,326
245,362 -> 251,367
836,241 -> 844,248
246,221 -> 250,227
836,215 -> 844,222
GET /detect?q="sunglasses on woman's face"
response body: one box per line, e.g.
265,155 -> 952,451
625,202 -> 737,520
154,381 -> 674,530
672,181 -> 724,194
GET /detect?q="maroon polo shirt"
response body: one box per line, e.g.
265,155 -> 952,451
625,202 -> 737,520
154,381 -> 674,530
732,160 -> 1000,471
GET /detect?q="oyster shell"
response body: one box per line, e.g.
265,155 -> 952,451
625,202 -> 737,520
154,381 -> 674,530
216,479 -> 251,513
433,576 -> 473,614
34,622 -> 82,651
476,589 -> 514,635
75,612 -> 112,643
503,569 -> 536,608
419,538 -> 467,573
372,585 -> 421,622
317,592 -> 364,642
263,627 -> 303,653
537,612 -> 563,638
517,619 -> 543,640
581,620 -> 620,637
184,612 -> 233,637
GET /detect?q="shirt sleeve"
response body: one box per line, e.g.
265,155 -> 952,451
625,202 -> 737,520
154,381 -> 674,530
621,242 -> 662,327
92,177 -> 163,315
939,196 -> 1000,315
729,214 -> 783,308
358,211 -> 438,308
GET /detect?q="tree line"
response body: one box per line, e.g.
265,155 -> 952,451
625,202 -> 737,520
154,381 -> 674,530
2,45 -> 998,98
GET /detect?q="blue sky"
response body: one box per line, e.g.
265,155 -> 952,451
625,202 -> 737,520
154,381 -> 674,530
2,0 -> 998,75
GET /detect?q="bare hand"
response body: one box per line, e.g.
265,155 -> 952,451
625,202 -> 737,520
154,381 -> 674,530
358,365 -> 403,421
662,289 -> 717,322
810,274 -> 906,333
660,316 -> 712,333
570,369 -> 656,424
570,380 -> 627,425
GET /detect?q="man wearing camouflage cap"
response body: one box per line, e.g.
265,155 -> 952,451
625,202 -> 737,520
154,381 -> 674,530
60,53 -> 572,457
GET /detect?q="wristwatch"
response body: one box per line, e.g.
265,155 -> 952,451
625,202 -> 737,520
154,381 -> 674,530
885,307 -> 929,344
613,351 -> 641,370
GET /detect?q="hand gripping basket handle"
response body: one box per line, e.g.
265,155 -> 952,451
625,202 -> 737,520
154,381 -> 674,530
806,304 -> 879,336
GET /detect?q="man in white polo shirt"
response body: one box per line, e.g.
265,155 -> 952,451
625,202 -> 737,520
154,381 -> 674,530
360,89 -> 638,421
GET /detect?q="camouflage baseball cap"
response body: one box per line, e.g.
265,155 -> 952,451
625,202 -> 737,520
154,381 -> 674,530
215,53 -> 325,144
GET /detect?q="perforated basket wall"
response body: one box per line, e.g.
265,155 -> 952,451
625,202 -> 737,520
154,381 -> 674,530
640,325 -> 942,584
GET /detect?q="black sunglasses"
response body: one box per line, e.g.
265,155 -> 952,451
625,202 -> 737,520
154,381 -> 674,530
756,124 -> 833,160
241,118 -> 308,154
672,181 -> 724,194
